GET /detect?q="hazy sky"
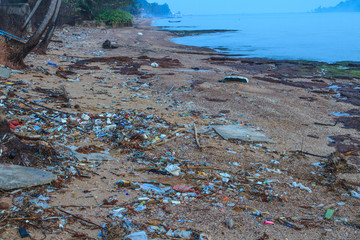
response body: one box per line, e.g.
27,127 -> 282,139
147,0 -> 344,14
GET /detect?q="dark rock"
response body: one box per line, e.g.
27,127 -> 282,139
102,40 -> 119,49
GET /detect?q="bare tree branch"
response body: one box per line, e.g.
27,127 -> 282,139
37,0 -> 62,53
21,0 -> 44,32
23,0 -> 59,56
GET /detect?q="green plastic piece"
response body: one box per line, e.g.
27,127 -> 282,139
325,209 -> 335,219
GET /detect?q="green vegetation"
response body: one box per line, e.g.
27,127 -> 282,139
62,0 -> 136,26
96,9 -> 133,26
319,63 -> 360,78
61,0 -> 172,26
75,0 -> 135,19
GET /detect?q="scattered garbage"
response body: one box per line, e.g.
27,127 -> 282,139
0,25 -> 359,240
220,76 -> 249,83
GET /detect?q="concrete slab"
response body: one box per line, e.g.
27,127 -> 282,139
213,125 -> 275,143
0,164 -> 57,190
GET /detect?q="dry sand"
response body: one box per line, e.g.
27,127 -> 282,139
0,18 -> 359,239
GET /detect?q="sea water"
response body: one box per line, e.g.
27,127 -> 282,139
153,12 -> 360,63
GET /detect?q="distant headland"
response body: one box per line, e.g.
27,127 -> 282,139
315,0 -> 360,12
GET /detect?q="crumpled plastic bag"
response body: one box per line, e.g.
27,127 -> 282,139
165,164 -> 181,176
140,184 -> 170,194
124,231 -> 148,240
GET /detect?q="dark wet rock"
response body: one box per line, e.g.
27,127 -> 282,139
102,40 -> 119,49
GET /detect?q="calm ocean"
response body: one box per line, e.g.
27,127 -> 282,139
153,12 -> 360,63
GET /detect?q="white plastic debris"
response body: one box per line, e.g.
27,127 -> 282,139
134,205 -> 147,211
29,195 -> 51,209
351,190 -> 360,199
124,231 -> 148,240
151,62 -> 159,68
138,32 -> 143,36
165,164 -> 181,176
166,229 -> 174,237
140,184 -> 171,194
222,76 -> 249,83
173,229 -> 192,239
81,114 -> 90,121
138,197 -> 149,201
110,207 -> 126,218
288,182 -> 312,193
219,173 -> 231,178
68,78 -> 80,82
104,124 -> 117,131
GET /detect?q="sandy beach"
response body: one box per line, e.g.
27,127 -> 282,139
0,18 -> 359,239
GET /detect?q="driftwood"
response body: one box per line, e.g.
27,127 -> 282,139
135,166 -> 216,171
56,208 -> 105,229
14,93 -> 71,114
194,123 -> 201,149
145,128 -> 187,150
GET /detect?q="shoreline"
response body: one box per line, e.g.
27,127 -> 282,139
141,17 -> 360,80
150,14 -> 360,65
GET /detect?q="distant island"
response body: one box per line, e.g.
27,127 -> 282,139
135,0 -> 172,17
315,0 -> 360,12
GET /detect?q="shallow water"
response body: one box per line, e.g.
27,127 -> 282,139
153,12 -> 360,63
